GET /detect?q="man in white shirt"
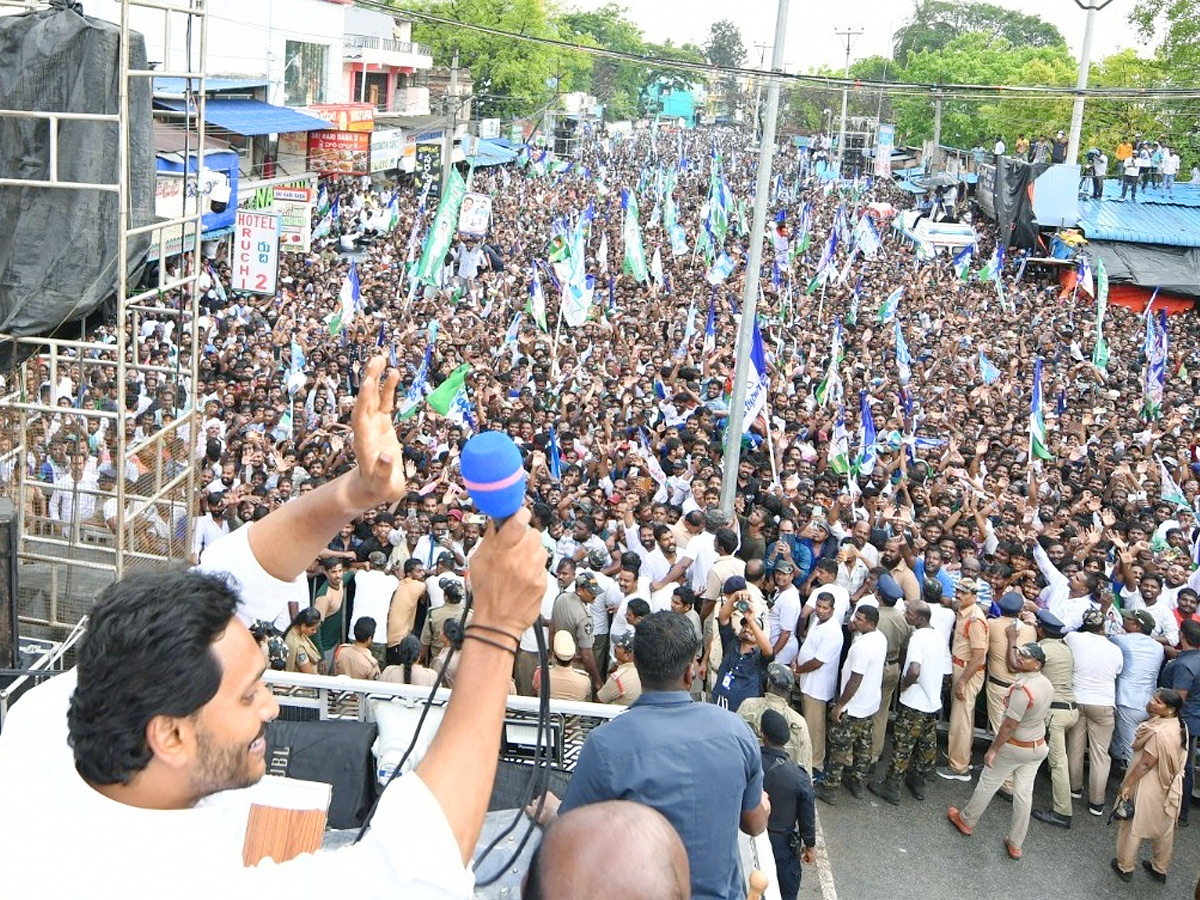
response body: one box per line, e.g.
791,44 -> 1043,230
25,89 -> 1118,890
48,452 -> 99,537
353,551 -> 399,662
817,604 -> 887,804
924,578 -> 957,678
0,354 -> 549,898
1063,609 -> 1123,816
767,565 -> 802,666
1030,537 -> 1098,632
870,600 -> 943,804
795,586 -> 847,777
191,494 -> 231,567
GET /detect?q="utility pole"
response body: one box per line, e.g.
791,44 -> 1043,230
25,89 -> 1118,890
442,47 -> 459,195
932,92 -> 942,150
752,43 -> 770,147
1066,0 -> 1114,165
720,0 -> 790,518
834,27 -> 862,177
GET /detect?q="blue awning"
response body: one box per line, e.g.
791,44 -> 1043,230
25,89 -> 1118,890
153,77 -> 269,97
155,98 -> 331,136
468,137 -> 519,167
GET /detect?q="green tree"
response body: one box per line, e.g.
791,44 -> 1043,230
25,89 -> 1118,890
892,33 -> 1075,147
705,20 -> 747,119
639,40 -> 707,119
1130,0 -> 1200,83
782,57 -> 895,135
561,5 -> 645,121
409,0 -> 588,119
893,0 -> 1065,65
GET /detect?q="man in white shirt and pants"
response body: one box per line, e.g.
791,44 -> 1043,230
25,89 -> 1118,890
795,586 -> 846,778
1064,608 -> 1123,816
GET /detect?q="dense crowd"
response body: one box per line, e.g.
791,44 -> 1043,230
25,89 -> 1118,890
6,124 -> 1200,893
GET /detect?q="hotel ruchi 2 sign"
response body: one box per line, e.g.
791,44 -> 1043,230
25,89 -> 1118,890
232,210 -> 280,295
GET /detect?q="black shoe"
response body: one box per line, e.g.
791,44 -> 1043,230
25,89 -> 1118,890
905,775 -> 927,801
1088,802 -> 1105,817
1032,809 -> 1072,829
1142,860 -> 1167,884
1110,859 -> 1133,882
868,779 -> 901,806
815,785 -> 839,806
846,779 -> 864,799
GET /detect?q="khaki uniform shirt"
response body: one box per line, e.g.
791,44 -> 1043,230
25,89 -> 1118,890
597,661 -> 642,706
986,617 -> 1036,681
540,663 -> 593,702
706,555 -> 746,602
738,694 -> 814,772
1004,671 -> 1054,742
889,561 -> 921,604
876,604 -> 913,665
421,601 -> 470,658
387,578 -> 427,647
1039,638 -> 1076,704
552,591 -> 595,650
952,605 -> 988,673
333,643 -> 380,680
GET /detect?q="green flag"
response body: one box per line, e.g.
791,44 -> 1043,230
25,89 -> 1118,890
427,363 -> 471,416
622,190 -> 649,283
414,168 -> 467,285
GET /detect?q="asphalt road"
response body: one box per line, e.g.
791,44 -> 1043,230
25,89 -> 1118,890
802,757 -> 1199,900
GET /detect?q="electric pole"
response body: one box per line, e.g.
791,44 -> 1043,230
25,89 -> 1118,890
720,0 -> 790,517
834,27 -> 862,177
1066,0 -> 1114,165
752,42 -> 771,147
442,47 -> 458,196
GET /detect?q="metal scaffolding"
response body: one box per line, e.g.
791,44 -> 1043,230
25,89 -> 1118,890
0,0 -> 207,637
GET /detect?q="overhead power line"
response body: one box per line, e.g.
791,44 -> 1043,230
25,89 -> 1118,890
353,0 -> 1200,102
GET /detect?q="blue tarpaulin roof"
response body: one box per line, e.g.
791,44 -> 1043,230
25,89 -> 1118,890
1077,197 -> 1200,248
468,137 -> 519,167
154,98 -> 331,136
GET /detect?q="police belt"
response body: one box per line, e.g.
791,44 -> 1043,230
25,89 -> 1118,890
1006,736 -> 1046,749
1050,701 -> 1077,711
988,675 -> 1013,688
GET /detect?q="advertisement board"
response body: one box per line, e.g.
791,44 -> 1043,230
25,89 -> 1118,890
415,142 -> 442,197
239,177 -> 316,254
371,128 -> 405,173
309,130 -> 370,176
457,191 -> 492,238
232,211 -> 280,295
875,124 -> 895,178
307,102 -> 375,133
479,118 -> 500,139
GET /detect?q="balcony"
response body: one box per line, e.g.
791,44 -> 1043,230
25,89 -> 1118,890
388,86 -> 429,117
343,33 -> 433,71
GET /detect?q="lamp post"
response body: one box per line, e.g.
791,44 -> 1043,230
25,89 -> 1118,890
720,0 -> 790,517
1066,0 -> 1116,165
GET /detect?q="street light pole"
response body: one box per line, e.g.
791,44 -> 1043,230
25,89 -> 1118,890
1066,0 -> 1115,165
834,27 -> 862,177
720,0 -> 789,518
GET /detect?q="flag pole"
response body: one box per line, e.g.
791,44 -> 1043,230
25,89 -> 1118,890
550,297 -> 565,379
763,405 -> 781,489
720,0 -> 790,519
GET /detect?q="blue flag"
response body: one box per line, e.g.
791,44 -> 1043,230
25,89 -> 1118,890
979,351 -> 1001,385
548,425 -> 563,480
857,390 -> 877,476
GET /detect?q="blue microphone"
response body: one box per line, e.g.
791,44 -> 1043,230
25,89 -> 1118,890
460,431 -> 527,527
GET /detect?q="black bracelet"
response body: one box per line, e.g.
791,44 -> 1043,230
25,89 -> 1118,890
468,623 -> 522,646
464,632 -> 518,656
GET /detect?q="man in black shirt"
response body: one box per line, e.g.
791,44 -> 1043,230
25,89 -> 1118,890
761,709 -> 817,900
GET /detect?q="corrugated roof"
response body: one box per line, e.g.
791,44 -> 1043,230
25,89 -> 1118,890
1076,197 -> 1200,248
468,138 -> 517,167
153,77 -> 268,96
1095,178 -> 1200,208
154,98 -> 331,136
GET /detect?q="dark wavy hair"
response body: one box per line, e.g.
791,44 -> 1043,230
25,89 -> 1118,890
67,571 -> 240,785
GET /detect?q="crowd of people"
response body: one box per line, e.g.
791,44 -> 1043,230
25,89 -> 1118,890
4,123 -> 1200,895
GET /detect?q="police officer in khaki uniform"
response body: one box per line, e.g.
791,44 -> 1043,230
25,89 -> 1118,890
949,641 -> 1054,859
739,662 -> 814,772
419,577 -> 470,665
937,578 -> 989,781
985,592 -> 1037,733
1030,609 -> 1078,829
535,631 -> 593,701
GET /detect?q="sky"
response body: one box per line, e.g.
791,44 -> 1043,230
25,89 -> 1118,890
565,0 -> 1150,74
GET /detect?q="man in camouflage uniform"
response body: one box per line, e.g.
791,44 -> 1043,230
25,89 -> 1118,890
870,601 -> 942,804
816,605 -> 887,805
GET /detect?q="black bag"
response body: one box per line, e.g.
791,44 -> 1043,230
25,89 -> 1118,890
266,719 -> 378,829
